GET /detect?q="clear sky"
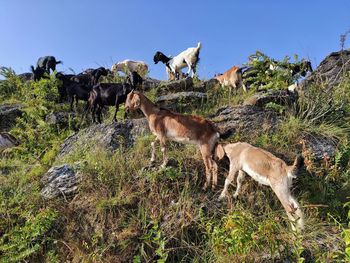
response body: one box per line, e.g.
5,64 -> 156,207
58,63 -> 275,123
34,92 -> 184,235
1,0 -> 349,80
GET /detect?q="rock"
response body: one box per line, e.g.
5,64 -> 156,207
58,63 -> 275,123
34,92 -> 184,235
211,105 -> 280,136
155,92 -> 207,111
244,89 -> 298,107
0,104 -> 23,131
41,163 -> 81,199
57,118 -> 149,160
300,134 -> 338,167
17,72 -> 33,81
156,77 -> 194,95
0,132 -> 19,151
142,77 -> 162,91
45,111 -> 76,128
301,50 -> 350,90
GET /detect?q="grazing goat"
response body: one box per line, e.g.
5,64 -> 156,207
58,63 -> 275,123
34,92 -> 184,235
153,42 -> 202,80
214,66 -> 247,93
36,56 -> 62,73
111,60 -> 148,77
89,83 -> 133,123
30,65 -> 48,81
125,91 -> 220,190
72,67 -> 108,87
215,142 -> 304,231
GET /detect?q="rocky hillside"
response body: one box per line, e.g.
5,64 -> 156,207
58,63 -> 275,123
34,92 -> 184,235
0,51 -> 350,262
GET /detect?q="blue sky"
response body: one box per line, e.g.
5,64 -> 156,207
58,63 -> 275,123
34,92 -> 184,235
1,1 -> 349,80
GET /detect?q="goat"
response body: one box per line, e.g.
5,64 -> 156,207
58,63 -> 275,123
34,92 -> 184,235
125,91 -> 220,190
126,71 -> 143,89
89,83 -> 133,123
30,65 -> 48,81
214,66 -> 247,93
56,72 -> 76,102
111,60 -> 148,77
72,67 -> 108,87
36,56 -> 62,73
215,142 -> 304,231
154,42 -> 202,80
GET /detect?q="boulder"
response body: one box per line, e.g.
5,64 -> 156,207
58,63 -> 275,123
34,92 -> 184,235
142,77 -> 162,91
155,92 -> 207,111
45,111 -> 76,128
0,132 -> 19,151
301,50 -> 350,90
0,104 -> 23,131
244,89 -> 298,107
211,105 -> 280,136
41,163 -> 81,199
57,118 -> 149,160
156,77 -> 194,95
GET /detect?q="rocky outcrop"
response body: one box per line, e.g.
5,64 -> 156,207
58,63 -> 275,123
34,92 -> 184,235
157,77 -> 194,94
0,104 -> 23,131
57,118 -> 149,160
41,163 -> 81,199
155,92 -> 207,111
211,105 -> 280,136
301,50 -> 350,90
244,90 -> 298,107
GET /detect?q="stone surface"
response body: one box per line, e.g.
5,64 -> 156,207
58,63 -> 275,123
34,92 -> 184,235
244,89 -> 298,107
301,50 -> 350,90
0,132 -> 19,151
211,105 -> 280,136
156,77 -> 194,95
155,91 -> 207,111
57,118 -> 149,160
41,163 -> 81,199
45,111 -> 76,128
0,104 -> 23,132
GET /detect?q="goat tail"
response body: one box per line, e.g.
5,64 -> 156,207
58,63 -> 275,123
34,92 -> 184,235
30,65 -> 35,72
214,143 -> 226,161
197,42 -> 202,49
56,60 -> 62,65
288,154 -> 304,178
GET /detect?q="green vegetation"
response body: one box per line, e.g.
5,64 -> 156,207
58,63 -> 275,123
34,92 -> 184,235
0,50 -> 350,263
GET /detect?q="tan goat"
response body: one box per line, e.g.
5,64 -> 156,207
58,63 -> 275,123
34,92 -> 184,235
215,66 -> 247,93
125,91 -> 220,190
215,142 -> 304,231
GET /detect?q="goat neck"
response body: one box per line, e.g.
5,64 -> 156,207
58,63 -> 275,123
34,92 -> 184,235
139,93 -> 160,118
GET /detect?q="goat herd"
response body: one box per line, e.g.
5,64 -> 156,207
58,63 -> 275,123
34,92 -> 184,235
29,42 -> 309,231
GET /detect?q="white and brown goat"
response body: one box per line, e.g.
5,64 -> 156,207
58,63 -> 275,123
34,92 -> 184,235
215,142 -> 304,231
125,91 -> 220,190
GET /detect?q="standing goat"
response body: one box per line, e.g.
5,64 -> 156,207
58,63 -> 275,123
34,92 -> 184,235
111,60 -> 148,77
215,142 -> 304,231
36,56 -> 62,73
214,66 -> 247,93
153,42 -> 202,80
125,91 -> 220,190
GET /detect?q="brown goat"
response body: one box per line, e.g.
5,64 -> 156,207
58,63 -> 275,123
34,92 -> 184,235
215,142 -> 304,231
215,66 -> 247,93
125,91 -> 220,190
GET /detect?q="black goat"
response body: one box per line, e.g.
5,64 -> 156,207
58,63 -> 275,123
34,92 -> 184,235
126,71 -> 143,89
36,56 -> 62,73
56,72 -> 91,110
89,83 -> 132,123
72,67 -> 109,87
30,65 -> 48,81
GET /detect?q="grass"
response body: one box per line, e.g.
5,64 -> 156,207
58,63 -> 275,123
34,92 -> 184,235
0,62 -> 349,262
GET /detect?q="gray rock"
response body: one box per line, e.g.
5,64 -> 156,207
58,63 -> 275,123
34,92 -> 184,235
301,50 -> 350,90
211,105 -> 280,136
41,163 -> 81,199
244,89 -> 298,107
0,132 -> 19,151
45,111 -> 76,128
57,118 -> 149,160
155,91 -> 207,111
0,104 -> 23,132
156,77 -> 194,95
142,77 -> 162,91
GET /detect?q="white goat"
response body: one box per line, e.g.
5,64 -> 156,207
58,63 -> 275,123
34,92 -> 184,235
111,60 -> 148,77
154,42 -> 202,80
215,142 -> 304,231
